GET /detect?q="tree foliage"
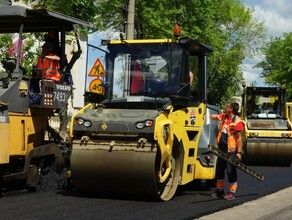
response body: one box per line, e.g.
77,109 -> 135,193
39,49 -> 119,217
16,0 -> 98,30
8,0 -> 266,106
0,33 -> 40,76
255,32 -> 292,100
0,34 -> 13,60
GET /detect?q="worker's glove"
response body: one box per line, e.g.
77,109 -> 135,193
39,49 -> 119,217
236,152 -> 242,161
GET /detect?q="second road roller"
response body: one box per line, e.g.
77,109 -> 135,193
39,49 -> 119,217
241,85 -> 292,166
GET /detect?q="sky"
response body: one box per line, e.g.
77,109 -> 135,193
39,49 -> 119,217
241,0 -> 292,86
87,0 -> 292,88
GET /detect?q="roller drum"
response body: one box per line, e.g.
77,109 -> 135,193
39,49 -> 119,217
245,138 -> 292,166
70,145 -> 180,201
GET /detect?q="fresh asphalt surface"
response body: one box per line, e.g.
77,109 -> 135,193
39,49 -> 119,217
0,165 -> 292,220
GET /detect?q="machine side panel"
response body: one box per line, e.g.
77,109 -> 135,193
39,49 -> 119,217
0,105 -> 9,164
1,80 -> 29,113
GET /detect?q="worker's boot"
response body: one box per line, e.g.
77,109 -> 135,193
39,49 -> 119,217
211,189 -> 224,198
224,191 -> 235,200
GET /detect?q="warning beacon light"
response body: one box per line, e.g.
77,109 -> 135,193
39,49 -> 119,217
173,25 -> 181,38
242,79 -> 246,88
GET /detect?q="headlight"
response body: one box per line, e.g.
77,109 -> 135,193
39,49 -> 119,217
136,122 -> 145,129
75,118 -> 84,125
75,118 -> 92,127
83,121 -> 92,127
135,120 -> 154,129
145,120 -> 153,127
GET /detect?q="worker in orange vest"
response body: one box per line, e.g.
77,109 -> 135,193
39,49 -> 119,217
35,42 -> 61,82
210,102 -> 245,200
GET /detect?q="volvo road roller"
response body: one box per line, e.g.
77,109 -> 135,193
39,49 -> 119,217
241,85 -> 292,166
0,5 -> 92,195
69,34 -> 224,201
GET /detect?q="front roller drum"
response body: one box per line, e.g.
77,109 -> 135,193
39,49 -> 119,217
245,138 -> 292,166
70,146 -> 181,201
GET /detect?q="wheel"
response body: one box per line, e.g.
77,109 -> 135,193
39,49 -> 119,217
26,164 -> 40,188
155,140 -> 182,201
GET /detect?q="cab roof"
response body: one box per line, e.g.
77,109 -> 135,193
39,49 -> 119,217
246,87 -> 285,96
102,37 -> 213,56
0,5 -> 93,33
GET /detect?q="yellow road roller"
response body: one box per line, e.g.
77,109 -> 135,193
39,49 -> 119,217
69,37 -> 223,201
241,85 -> 292,166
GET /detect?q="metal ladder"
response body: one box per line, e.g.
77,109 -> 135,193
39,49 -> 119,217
208,145 -> 264,181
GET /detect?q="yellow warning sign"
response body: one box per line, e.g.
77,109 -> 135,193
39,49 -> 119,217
88,58 -> 105,77
89,78 -> 104,94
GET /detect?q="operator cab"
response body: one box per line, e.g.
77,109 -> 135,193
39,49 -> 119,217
98,38 -> 212,109
244,87 -> 286,119
242,87 -> 289,130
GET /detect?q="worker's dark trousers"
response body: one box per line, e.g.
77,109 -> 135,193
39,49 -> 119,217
216,146 -> 237,183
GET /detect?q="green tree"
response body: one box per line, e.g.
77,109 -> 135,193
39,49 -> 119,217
255,32 -> 292,100
0,33 -> 13,60
79,0 -> 267,106
10,0 -> 266,106
2,0 -> 97,77
16,0 -> 98,30
0,33 -> 39,77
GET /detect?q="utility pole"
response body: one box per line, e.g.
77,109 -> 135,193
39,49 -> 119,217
126,0 -> 135,40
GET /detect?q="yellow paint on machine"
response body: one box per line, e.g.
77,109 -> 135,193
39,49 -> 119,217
8,108 -> 53,156
155,103 -> 216,185
286,102 -> 292,122
194,160 -> 216,180
0,122 -> 9,164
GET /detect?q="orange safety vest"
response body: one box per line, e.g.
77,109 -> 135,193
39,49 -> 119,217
37,53 -> 61,82
217,115 -> 243,152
